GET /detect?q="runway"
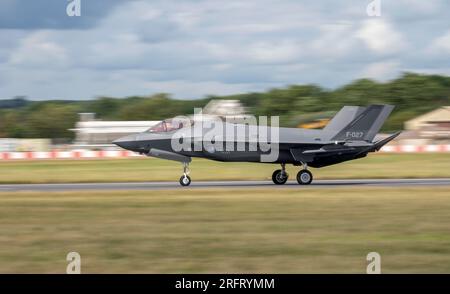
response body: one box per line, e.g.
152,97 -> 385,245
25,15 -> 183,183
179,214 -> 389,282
0,178 -> 450,192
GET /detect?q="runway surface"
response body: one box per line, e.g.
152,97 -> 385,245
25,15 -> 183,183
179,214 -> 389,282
0,178 -> 450,192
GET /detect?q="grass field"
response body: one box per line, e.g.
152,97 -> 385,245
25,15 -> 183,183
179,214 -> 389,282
0,153 -> 449,184
1,187 -> 450,273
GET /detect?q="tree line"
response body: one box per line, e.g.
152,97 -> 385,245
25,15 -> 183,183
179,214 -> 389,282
0,72 -> 449,140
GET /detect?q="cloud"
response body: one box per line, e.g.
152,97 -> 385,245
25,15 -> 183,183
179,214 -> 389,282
0,0 -> 124,29
361,61 -> 400,80
203,40 -> 302,65
429,30 -> 450,54
356,19 -> 407,55
308,23 -> 357,59
9,31 -> 68,68
0,0 -> 449,100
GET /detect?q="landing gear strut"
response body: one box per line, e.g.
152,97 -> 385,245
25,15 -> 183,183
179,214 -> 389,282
272,163 -> 289,185
179,162 -> 191,186
296,163 -> 313,185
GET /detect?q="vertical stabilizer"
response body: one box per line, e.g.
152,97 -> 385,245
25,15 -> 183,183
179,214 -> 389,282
331,105 -> 394,142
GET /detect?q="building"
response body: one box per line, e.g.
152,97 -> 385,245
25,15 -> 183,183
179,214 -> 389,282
70,100 -> 250,149
405,106 -> 450,143
70,113 -> 159,149
203,100 -> 247,116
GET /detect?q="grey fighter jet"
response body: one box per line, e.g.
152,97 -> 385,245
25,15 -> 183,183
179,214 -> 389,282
113,104 -> 400,186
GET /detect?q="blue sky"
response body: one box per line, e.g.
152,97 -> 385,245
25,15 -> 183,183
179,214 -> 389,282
0,0 -> 450,100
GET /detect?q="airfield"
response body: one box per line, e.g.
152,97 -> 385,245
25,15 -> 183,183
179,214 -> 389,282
0,153 -> 450,273
0,153 -> 449,184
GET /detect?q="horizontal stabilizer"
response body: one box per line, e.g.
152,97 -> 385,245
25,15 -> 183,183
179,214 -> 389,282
372,131 -> 401,151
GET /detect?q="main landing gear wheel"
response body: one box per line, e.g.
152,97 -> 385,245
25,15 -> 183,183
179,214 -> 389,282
179,175 -> 191,186
297,169 -> 313,185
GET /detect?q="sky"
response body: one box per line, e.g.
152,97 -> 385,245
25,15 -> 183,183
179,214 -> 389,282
0,0 -> 449,100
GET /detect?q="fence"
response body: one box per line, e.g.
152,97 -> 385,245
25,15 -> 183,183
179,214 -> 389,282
0,145 -> 449,160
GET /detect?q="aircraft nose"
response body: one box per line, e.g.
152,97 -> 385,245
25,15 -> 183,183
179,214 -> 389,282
113,134 -> 137,150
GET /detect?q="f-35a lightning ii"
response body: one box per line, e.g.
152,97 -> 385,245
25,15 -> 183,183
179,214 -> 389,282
114,104 -> 400,186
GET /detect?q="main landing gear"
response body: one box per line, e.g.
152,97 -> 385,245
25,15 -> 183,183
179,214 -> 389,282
271,163 -> 313,185
179,162 -> 191,186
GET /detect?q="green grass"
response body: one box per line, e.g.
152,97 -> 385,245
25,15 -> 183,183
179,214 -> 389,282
1,187 -> 450,273
0,153 -> 449,184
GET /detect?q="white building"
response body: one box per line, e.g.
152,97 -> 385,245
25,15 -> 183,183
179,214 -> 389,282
203,99 -> 248,116
70,113 -> 159,149
70,100 -> 249,149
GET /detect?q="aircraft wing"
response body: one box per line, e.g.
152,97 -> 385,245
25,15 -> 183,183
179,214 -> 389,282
290,144 -> 357,163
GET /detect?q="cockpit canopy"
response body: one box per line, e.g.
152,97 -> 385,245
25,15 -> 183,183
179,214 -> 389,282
146,118 -> 191,133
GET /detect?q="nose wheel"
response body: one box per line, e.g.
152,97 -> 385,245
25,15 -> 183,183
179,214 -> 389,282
179,162 -> 191,186
180,175 -> 191,186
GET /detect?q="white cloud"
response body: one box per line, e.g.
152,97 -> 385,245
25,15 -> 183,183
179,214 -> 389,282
309,23 -> 357,59
391,0 -> 444,15
142,80 -> 256,98
9,31 -> 68,68
429,30 -> 450,54
248,41 -> 300,63
205,40 -> 302,64
356,19 -> 407,55
0,0 -> 449,100
361,61 -> 399,80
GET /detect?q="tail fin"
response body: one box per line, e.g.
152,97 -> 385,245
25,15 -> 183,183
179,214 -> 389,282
330,105 -> 394,142
324,106 -> 366,133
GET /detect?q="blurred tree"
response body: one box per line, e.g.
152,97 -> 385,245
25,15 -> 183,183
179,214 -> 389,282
25,104 -> 78,139
0,96 -> 29,109
0,72 -> 449,138
118,94 -> 178,120
88,97 -> 121,119
0,110 -> 27,138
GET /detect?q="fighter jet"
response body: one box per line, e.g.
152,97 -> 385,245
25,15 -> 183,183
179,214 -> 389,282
113,104 -> 400,186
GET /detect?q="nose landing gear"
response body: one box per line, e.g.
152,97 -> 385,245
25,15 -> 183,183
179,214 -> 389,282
179,162 -> 191,186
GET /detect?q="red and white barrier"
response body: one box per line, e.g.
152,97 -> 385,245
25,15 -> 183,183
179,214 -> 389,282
379,145 -> 450,153
0,150 -> 141,160
0,145 -> 449,161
